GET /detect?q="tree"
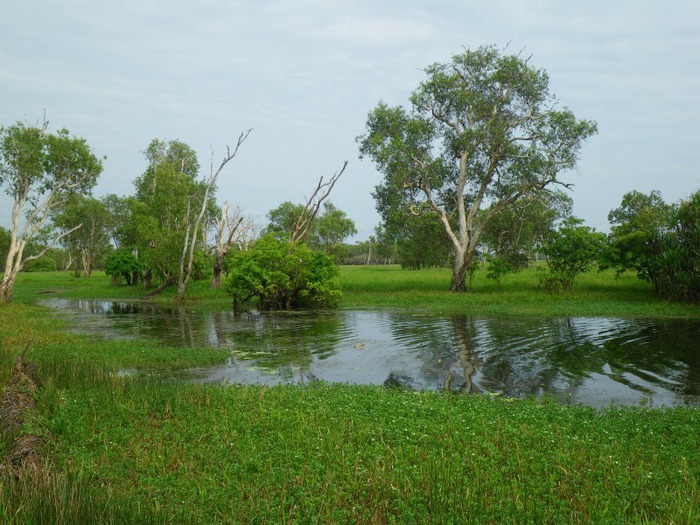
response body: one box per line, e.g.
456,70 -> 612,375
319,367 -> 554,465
358,45 -> 597,292
373,225 -> 398,265
131,139 -> 203,293
264,199 -> 356,263
129,133 -> 250,299
393,211 -> 452,270
176,130 -> 251,297
309,202 -> 356,263
53,194 -> 112,277
0,120 -> 103,302
210,202 -> 257,288
104,249 -> 145,285
264,201 -> 307,237
541,217 -> 606,291
102,193 -> 137,249
656,190 -> 700,302
603,190 -> 675,293
481,189 -> 573,266
225,233 -> 340,311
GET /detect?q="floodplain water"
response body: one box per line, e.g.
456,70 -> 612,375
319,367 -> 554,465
43,298 -> 700,407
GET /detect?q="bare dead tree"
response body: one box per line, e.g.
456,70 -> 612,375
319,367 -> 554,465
289,161 -> 348,243
176,129 -> 252,298
210,202 -> 257,288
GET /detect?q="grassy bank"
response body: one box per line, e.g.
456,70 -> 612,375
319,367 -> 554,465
339,264 -> 700,317
10,265 -> 700,317
0,269 -> 699,523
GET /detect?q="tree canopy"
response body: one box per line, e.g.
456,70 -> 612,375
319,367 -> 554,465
130,139 -> 213,290
359,45 -> 597,291
0,120 -> 103,302
603,190 -> 675,292
264,201 -> 356,263
53,194 -> 112,277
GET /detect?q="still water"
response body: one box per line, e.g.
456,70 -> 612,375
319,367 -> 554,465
43,298 -> 700,407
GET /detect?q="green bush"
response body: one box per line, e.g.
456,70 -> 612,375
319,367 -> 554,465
23,255 -> 57,272
225,234 -> 340,310
104,250 -> 145,285
542,218 -> 606,291
657,190 -> 700,302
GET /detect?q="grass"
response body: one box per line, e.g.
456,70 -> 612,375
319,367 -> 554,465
1,268 -> 699,523
32,380 -> 700,523
339,264 -> 700,317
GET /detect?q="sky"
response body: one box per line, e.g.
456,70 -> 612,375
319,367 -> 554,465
2,0 -> 699,239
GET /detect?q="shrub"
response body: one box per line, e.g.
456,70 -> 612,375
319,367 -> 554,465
542,218 -> 606,291
104,250 -> 145,285
656,190 -> 700,302
225,234 -> 340,310
23,255 -> 57,272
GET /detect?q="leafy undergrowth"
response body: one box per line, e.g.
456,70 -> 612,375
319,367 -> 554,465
33,381 -> 700,524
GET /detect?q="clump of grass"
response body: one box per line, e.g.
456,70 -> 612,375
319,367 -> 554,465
0,471 -> 168,524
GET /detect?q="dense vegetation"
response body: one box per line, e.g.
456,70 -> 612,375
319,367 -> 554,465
225,234 -> 341,311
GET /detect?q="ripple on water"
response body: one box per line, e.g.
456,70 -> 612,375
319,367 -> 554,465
40,298 -> 700,408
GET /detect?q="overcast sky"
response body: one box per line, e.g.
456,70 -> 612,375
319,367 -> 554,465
2,0 -> 699,239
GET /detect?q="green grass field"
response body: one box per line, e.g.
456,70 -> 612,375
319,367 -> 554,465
1,268 -> 699,523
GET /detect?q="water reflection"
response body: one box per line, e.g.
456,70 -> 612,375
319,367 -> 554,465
42,298 -> 700,407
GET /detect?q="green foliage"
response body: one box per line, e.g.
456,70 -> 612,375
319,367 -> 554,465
23,255 -> 57,272
603,190 -> 675,292
0,121 -> 103,301
264,201 -> 357,263
0,225 -> 9,266
481,190 -> 573,264
656,190 -> 700,301
53,194 -> 112,277
541,218 -> 606,291
373,225 -> 399,264
359,45 -> 597,291
225,234 -> 341,310
603,188 -> 700,303
104,250 -> 145,285
485,254 -> 521,287
395,211 -> 452,270
101,193 -> 137,249
312,202 -> 357,263
263,201 -> 307,236
0,123 -> 102,197
129,139 -> 216,286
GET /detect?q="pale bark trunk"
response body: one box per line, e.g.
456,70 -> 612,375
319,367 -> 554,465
0,275 -> 16,303
450,251 -> 469,292
178,130 -> 251,299
211,254 -> 224,289
0,236 -> 25,304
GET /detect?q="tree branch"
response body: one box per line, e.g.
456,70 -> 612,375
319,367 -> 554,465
290,161 -> 348,243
